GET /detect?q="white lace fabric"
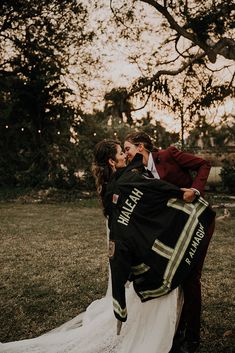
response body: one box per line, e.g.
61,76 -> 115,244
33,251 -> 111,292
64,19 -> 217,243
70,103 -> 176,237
0,283 -> 182,353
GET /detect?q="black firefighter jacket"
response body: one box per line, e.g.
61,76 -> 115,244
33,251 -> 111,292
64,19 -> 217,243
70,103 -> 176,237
104,155 -> 215,322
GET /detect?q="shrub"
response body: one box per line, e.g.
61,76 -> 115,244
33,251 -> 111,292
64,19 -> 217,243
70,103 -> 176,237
220,160 -> 235,194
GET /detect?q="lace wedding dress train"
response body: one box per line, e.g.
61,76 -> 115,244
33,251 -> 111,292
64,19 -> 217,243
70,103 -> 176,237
0,280 -> 182,353
1,220 -> 183,353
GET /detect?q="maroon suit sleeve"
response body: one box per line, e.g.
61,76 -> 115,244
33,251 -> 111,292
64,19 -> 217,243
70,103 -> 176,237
168,146 -> 211,194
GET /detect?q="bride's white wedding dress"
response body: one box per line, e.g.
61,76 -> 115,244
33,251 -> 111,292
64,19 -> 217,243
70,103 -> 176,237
0,279 -> 182,353
0,225 -> 183,353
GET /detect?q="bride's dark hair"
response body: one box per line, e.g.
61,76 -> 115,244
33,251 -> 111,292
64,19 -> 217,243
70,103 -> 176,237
92,139 -> 120,214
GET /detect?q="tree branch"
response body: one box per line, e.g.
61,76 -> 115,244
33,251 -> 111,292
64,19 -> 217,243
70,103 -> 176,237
131,85 -> 153,111
127,51 -> 206,98
139,0 -> 231,63
110,0 -> 130,30
140,0 -> 196,42
228,71 -> 235,88
207,38 -> 235,61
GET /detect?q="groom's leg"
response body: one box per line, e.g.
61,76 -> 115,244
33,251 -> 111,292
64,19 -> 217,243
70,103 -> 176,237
169,220 -> 215,353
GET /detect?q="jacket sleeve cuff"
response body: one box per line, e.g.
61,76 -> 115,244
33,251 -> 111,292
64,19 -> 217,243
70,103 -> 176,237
190,188 -> 200,196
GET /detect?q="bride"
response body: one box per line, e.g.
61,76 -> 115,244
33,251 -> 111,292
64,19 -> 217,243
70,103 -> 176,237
4,138 -> 214,353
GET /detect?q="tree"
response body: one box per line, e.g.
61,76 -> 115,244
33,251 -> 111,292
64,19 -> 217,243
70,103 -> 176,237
212,116 -> 235,148
107,0 -> 235,139
0,0 -> 95,187
220,160 -> 235,194
187,113 -> 235,150
136,113 -> 179,148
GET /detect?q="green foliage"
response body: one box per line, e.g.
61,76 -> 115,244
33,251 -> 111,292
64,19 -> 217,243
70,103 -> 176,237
104,87 -> 133,125
0,0 -> 94,188
220,160 -> 235,194
187,116 -> 235,150
132,113 -> 179,148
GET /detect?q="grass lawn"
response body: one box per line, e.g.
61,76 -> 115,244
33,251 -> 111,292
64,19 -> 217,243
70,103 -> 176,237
0,200 -> 108,343
0,198 -> 234,352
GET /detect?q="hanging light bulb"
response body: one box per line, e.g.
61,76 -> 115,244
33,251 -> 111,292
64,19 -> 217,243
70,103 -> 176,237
93,132 -> 97,136
5,125 -> 8,129
21,128 -> 24,131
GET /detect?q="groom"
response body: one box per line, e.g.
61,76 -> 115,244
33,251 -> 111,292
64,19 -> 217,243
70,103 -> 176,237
124,131 -> 215,353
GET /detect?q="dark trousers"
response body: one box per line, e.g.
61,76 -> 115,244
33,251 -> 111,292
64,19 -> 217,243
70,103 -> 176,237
178,220 -> 215,342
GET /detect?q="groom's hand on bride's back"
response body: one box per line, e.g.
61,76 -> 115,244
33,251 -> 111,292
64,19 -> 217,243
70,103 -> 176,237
180,188 -> 198,203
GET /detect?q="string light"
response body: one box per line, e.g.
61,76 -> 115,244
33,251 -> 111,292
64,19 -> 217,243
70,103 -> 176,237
38,129 -> 41,133
5,125 -> 8,129
21,128 -> 24,131
57,131 -> 60,135
93,132 -> 96,136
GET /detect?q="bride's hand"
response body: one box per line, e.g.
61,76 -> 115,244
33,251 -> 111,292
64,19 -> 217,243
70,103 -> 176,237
117,320 -> 122,335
